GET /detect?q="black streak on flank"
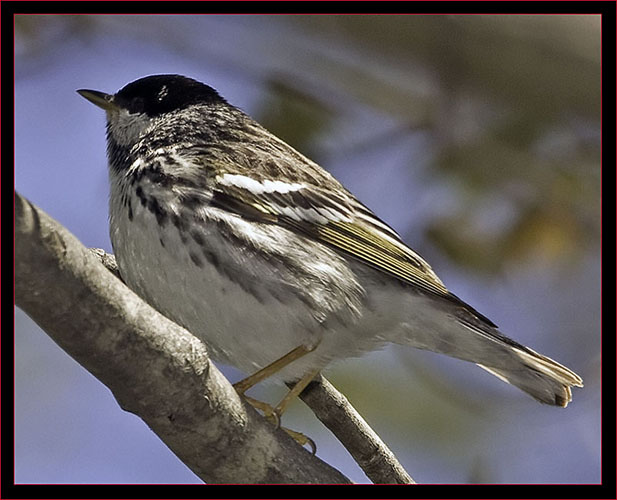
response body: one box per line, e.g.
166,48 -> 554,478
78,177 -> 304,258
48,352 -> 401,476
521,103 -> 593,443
136,185 -> 147,207
172,213 -> 187,232
182,194 -> 204,210
147,197 -> 168,226
191,230 -> 205,246
189,251 -> 203,268
202,249 -> 220,268
144,165 -> 173,188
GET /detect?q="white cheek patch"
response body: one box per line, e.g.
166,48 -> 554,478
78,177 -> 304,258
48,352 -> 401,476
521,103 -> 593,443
107,108 -> 152,146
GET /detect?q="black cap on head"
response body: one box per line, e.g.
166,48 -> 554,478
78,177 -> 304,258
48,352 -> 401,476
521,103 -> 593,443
114,74 -> 225,117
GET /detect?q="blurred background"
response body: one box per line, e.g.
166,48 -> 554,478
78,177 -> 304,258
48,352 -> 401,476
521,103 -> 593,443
14,15 -> 601,484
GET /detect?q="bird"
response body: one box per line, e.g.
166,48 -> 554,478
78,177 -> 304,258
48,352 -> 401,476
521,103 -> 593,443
77,74 -> 582,427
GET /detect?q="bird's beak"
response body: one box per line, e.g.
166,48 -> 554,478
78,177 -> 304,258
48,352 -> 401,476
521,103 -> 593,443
77,89 -> 119,112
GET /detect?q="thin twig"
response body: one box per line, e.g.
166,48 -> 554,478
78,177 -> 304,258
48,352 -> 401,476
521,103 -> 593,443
294,376 -> 416,484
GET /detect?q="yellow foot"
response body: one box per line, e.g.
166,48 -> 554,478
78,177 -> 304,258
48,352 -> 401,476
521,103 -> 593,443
238,395 -> 316,454
282,427 -> 317,455
240,394 -> 280,428
232,353 -> 321,455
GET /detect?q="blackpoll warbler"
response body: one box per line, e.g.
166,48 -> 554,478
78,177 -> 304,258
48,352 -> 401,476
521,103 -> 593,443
78,75 -> 582,423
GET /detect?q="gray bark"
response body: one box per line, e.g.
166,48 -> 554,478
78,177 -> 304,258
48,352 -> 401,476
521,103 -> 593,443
15,191 -> 414,484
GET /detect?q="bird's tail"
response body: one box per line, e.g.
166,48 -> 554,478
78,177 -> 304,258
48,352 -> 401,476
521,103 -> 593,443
478,347 -> 583,408
477,346 -> 583,407
399,301 -> 583,406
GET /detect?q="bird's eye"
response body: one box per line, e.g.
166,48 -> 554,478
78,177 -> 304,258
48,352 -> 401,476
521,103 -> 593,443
129,97 -> 145,114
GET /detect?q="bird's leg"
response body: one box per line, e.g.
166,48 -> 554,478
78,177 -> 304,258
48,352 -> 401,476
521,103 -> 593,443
233,344 -> 316,395
233,343 -> 320,452
275,368 -> 321,454
274,367 -> 321,416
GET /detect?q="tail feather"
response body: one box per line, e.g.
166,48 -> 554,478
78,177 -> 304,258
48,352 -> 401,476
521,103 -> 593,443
478,346 -> 583,407
398,298 -> 584,406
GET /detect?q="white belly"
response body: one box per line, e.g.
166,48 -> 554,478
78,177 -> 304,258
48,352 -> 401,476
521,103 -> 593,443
109,186 -> 403,381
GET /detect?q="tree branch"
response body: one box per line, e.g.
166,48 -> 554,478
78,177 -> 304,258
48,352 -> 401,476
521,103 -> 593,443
295,376 -> 415,484
15,192 -> 351,484
15,191 -> 415,484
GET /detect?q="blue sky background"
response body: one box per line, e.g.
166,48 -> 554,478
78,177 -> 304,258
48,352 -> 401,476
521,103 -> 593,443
15,15 -> 601,484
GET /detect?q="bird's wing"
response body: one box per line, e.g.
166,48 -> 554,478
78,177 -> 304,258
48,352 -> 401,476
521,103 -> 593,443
210,172 -> 496,327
